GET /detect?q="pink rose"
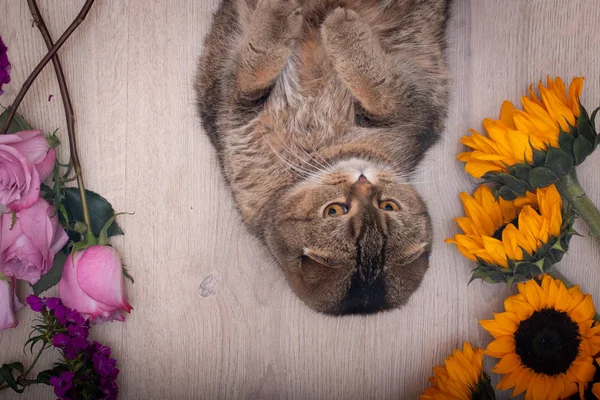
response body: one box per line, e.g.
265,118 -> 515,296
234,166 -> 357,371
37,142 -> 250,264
60,246 -> 132,322
0,277 -> 24,330
0,198 -> 69,284
0,130 -> 55,211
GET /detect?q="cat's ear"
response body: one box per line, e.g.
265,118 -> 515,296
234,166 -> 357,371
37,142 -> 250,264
399,242 -> 429,266
301,248 -> 340,269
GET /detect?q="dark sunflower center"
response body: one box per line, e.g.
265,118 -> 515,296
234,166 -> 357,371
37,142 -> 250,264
492,217 -> 519,240
514,308 -> 581,375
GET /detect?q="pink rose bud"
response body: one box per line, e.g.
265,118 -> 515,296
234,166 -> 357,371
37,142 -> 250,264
0,198 -> 69,284
0,277 -> 24,330
60,246 -> 132,322
0,130 -> 55,211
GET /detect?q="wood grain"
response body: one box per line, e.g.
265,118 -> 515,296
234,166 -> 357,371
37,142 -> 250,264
1,0 -> 599,399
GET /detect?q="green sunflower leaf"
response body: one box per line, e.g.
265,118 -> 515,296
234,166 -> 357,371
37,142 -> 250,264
529,167 -> 558,188
545,147 -> 573,177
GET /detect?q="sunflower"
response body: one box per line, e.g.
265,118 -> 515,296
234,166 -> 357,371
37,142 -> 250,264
420,342 -> 495,400
459,76 -> 584,179
445,183 -> 571,283
480,275 -> 600,400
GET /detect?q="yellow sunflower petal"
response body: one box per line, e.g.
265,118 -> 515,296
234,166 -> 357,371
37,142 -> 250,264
592,383 -> 600,399
481,236 -> 509,267
566,359 -> 596,383
504,295 -> 535,321
500,101 -> 517,129
485,336 -> 515,358
491,352 -> 521,374
540,85 -> 576,131
569,294 -> 596,324
567,77 -> 584,117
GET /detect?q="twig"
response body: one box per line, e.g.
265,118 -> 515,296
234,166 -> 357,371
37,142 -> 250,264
0,0 -> 95,135
26,0 -> 94,235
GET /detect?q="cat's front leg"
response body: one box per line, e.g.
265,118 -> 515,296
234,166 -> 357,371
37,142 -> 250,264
234,0 -> 303,100
321,8 -> 399,120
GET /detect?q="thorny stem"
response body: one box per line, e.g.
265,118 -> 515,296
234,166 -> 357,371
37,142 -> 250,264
555,169 -> 600,241
0,0 -> 95,135
547,267 -> 600,322
26,0 -> 96,242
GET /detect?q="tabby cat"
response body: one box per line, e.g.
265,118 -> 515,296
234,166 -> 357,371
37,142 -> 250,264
196,0 -> 450,315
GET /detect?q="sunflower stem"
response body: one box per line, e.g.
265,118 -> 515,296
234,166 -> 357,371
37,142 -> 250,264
547,267 -> 600,322
555,169 -> 600,240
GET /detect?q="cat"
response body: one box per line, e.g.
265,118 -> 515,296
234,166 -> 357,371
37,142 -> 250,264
196,0 -> 450,315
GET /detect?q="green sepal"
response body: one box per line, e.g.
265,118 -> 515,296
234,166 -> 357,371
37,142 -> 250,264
532,145 -> 546,166
471,372 -> 497,400
573,136 -> 594,165
529,167 -> 558,188
545,147 -> 573,177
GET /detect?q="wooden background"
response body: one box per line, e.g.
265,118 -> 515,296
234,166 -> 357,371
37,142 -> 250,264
1,0 -> 599,399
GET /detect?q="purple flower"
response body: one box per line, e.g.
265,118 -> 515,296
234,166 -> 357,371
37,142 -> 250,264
67,309 -> 86,327
93,341 -> 111,357
67,323 -> 89,340
49,371 -> 74,398
0,36 -> 10,95
92,353 -> 116,377
45,297 -> 62,310
52,333 -> 70,349
26,295 -> 45,312
69,335 -> 88,351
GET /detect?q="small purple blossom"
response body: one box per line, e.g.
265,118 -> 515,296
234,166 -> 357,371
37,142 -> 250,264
67,323 -> 89,340
0,35 -> 10,95
45,297 -> 62,310
26,295 -> 45,312
94,341 -> 111,357
69,335 -> 89,350
52,333 -> 71,348
49,371 -> 74,398
92,353 -> 117,377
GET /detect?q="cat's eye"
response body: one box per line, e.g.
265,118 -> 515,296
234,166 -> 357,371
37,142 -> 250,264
379,200 -> 400,212
323,203 -> 348,217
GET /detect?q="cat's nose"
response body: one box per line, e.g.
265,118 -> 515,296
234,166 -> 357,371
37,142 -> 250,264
357,174 -> 369,183
351,175 -> 372,197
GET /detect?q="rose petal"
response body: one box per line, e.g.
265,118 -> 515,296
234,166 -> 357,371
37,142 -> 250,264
77,246 -> 132,312
35,148 -> 55,182
60,251 -> 112,318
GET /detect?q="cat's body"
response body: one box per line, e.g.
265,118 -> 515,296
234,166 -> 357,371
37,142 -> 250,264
197,0 -> 450,315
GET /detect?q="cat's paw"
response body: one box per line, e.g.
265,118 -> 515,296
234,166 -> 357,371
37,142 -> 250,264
322,8 -> 370,46
255,0 -> 303,44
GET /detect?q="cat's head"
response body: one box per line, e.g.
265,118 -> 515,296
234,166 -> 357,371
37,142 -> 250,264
265,157 -> 432,315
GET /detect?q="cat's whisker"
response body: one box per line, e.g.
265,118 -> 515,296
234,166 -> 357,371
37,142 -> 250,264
263,136 -> 314,179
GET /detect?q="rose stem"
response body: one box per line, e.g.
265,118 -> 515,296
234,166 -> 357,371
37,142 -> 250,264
547,267 -> 600,322
0,0 -> 95,135
555,169 -> 600,240
26,0 -> 95,241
